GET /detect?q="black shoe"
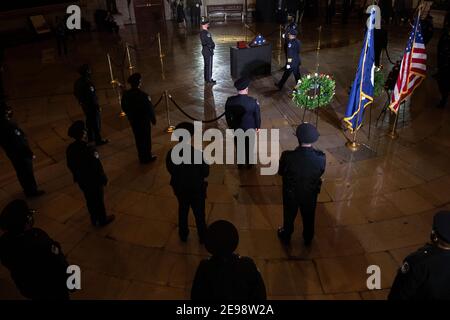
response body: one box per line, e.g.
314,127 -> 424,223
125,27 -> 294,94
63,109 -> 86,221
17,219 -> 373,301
96,139 -> 109,146
277,228 -> 291,244
25,190 -> 46,198
97,215 -> 115,227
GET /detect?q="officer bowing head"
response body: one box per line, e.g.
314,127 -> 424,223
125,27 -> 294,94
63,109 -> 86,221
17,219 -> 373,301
234,77 -> 250,95
68,120 -> 87,141
296,122 -> 319,145
127,73 -> 142,89
205,220 -> 239,257
0,200 -> 35,234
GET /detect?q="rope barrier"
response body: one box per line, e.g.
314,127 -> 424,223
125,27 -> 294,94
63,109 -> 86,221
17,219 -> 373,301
384,47 -> 395,65
153,94 -> 164,108
168,94 -> 226,123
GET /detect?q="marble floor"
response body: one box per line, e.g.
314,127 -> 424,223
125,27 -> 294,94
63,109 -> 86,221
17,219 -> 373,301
0,17 -> 449,300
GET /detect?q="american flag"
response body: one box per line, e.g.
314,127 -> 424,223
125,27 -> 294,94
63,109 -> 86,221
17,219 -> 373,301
389,17 -> 427,113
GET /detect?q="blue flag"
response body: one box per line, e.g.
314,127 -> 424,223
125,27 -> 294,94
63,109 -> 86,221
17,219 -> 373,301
343,8 -> 376,132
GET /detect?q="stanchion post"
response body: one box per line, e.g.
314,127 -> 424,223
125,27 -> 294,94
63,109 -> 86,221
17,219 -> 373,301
125,43 -> 134,75
107,53 -> 126,117
165,90 -> 175,133
157,33 -> 164,59
388,111 -> 399,139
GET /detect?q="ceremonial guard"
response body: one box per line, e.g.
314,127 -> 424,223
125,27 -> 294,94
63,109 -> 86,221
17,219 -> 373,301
0,200 -> 70,300
66,121 -> 115,227
225,78 -> 261,169
283,15 -> 298,61
275,29 -> 301,90
73,64 -> 108,146
166,122 -> 209,243
200,17 -> 216,84
121,73 -> 157,164
277,123 -> 326,246
191,220 -> 267,300
188,0 -> 202,26
389,211 -> 450,300
0,103 -> 44,198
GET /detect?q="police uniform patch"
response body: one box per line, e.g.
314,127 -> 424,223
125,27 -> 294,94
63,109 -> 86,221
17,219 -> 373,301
400,261 -> 410,274
288,43 -> 292,48
51,244 -> 60,255
94,151 -> 100,159
14,129 -> 21,136
207,33 -> 211,38
90,86 -> 95,92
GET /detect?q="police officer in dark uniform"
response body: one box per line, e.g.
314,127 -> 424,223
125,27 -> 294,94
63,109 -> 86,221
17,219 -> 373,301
191,220 -> 266,300
200,17 -> 216,85
66,120 -> 115,227
73,64 -> 109,146
283,15 -> 298,62
277,123 -> 326,246
0,103 -> 44,198
437,27 -> 450,109
0,200 -> 70,300
225,78 -> 261,169
121,73 -> 157,164
188,0 -> 202,26
166,122 -> 209,243
275,29 -> 301,90
389,211 -> 450,300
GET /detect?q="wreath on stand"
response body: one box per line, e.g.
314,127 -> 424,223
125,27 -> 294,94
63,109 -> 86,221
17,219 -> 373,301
292,73 -> 336,110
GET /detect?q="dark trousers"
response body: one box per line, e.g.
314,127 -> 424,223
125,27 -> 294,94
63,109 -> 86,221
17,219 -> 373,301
80,184 -> 107,226
130,121 -> 152,162
234,134 -> 255,166
278,64 -> 301,89
190,6 -> 201,25
56,36 -> 68,56
175,190 -> 207,241
85,110 -> 103,144
282,189 -> 318,243
10,157 -> 38,196
202,51 -> 213,82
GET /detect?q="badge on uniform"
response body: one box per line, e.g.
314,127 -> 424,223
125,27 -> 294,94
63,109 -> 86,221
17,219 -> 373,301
288,43 -> 292,48
14,129 -> 21,136
51,244 -> 60,255
207,33 -> 211,38
90,86 -> 95,92
94,151 -> 100,159
400,261 -> 410,274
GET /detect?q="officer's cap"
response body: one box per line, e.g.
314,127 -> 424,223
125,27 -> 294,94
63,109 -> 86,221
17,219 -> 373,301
68,120 -> 86,139
296,122 -> 319,144
205,220 -> 239,257
234,77 -> 250,91
289,29 -> 298,36
200,16 -> 210,25
127,73 -> 142,87
0,200 -> 33,233
433,211 -> 450,243
78,64 -> 91,76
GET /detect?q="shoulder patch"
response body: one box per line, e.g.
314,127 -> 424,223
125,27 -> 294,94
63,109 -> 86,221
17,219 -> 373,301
288,43 -> 292,48
207,33 -> 211,38
400,261 -> 410,274
14,129 -> 21,136
51,244 -> 60,255
94,151 -> 100,159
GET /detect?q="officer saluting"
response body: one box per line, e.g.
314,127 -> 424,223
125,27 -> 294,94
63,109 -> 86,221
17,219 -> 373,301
66,121 -> 115,227
200,17 -> 216,84
277,123 -> 326,246
225,78 -> 261,169
276,29 -> 301,90
0,103 -> 44,197
0,200 -> 70,300
73,64 -> 108,146
121,73 -> 157,164
389,211 -> 450,300
166,122 -> 209,243
191,220 -> 267,300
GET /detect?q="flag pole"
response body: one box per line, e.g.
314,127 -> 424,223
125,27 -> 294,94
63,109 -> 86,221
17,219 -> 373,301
346,129 -> 360,151
388,110 -> 399,139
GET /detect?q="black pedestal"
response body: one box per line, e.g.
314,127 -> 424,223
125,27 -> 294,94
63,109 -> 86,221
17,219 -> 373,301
230,44 -> 272,79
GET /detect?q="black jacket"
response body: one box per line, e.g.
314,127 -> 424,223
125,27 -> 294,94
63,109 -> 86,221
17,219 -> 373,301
0,118 -> 34,160
121,88 -> 157,126
286,38 -> 301,67
73,76 -> 100,113
166,145 -> 209,195
66,140 -> 108,188
278,146 -> 326,196
225,94 -> 261,130
0,228 -> 69,300
191,254 -> 266,301
200,29 -> 215,56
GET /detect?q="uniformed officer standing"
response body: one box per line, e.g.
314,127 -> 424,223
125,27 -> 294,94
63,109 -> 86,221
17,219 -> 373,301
389,211 -> 450,300
277,123 -> 326,246
166,122 -> 209,243
275,29 -> 301,90
283,15 -> 298,62
73,64 -> 109,146
66,120 -> 115,227
191,220 -> 267,300
0,200 -> 70,300
200,17 -> 216,85
437,27 -> 450,109
225,78 -> 261,169
121,73 -> 157,164
0,103 -> 44,198
188,0 -> 202,26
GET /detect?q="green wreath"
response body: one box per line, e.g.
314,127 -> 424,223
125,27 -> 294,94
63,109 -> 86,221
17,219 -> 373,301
374,67 -> 385,97
292,73 -> 336,110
